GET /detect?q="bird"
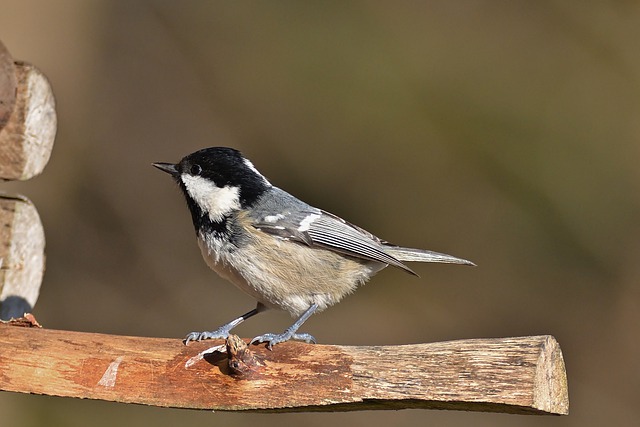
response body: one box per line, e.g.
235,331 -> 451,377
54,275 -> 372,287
153,147 -> 473,349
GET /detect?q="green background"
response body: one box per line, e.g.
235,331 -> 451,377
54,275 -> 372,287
1,1 -> 638,426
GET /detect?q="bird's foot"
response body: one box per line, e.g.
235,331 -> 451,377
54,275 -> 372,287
250,331 -> 316,350
183,328 -> 230,345
183,307 -> 264,345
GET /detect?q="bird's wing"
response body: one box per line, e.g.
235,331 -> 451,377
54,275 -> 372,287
253,208 -> 417,276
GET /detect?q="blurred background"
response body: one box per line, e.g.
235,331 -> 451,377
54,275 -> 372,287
1,1 -> 638,426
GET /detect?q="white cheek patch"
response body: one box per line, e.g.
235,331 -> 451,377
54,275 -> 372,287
181,174 -> 241,222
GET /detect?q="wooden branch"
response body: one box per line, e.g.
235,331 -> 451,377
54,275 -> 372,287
0,324 -> 568,415
0,195 -> 45,319
0,61 -> 56,181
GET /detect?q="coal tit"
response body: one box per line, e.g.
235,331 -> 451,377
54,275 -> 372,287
154,147 -> 473,349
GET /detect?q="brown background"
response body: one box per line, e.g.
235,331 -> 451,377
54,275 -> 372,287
1,1 -> 638,426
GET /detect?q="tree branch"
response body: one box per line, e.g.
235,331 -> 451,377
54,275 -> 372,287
0,323 -> 568,415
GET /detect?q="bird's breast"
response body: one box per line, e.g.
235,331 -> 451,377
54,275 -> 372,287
197,226 -> 381,317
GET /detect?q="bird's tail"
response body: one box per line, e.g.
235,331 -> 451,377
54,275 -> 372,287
384,245 -> 475,266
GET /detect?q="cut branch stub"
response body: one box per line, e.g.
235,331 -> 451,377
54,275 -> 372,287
0,194 -> 45,319
0,61 -> 56,181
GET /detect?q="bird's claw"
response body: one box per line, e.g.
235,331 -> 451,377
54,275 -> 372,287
183,329 -> 229,345
250,332 -> 316,350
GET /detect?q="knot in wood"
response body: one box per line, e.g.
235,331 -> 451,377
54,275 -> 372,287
226,334 -> 265,376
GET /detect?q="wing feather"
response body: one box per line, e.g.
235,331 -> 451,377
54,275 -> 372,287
253,205 -> 416,275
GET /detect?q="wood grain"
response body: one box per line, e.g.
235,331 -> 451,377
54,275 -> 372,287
0,61 -> 56,181
0,325 -> 568,415
0,195 -> 45,319
0,41 -> 17,130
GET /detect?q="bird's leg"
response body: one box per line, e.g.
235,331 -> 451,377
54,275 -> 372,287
250,303 -> 318,350
184,303 -> 266,345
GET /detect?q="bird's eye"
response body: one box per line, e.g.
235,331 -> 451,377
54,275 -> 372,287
190,164 -> 202,175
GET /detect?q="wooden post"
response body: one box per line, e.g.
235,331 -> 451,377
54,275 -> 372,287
0,40 -> 55,319
0,323 -> 569,415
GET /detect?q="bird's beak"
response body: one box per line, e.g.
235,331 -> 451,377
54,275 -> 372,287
152,162 -> 179,177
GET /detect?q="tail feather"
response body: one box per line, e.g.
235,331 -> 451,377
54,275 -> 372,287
385,246 -> 475,266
